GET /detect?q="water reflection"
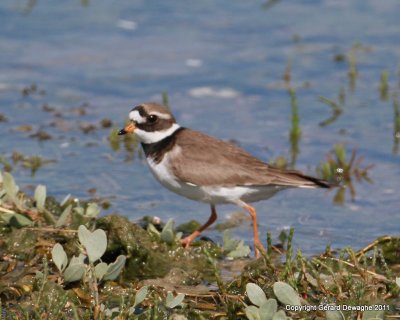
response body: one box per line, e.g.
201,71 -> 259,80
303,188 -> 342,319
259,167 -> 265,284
317,144 -> 373,205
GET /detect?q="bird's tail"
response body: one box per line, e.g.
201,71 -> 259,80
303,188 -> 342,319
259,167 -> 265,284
267,166 -> 333,189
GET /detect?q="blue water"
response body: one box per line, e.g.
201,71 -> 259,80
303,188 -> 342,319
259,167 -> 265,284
1,0 -> 399,254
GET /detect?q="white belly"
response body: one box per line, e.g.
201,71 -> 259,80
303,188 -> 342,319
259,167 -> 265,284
146,152 -> 284,205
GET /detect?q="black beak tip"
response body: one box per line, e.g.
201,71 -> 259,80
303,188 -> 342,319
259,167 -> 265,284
118,129 -> 126,136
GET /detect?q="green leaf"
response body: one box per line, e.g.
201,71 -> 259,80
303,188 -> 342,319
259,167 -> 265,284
3,172 -> 19,203
271,310 -> 287,320
326,309 -> 345,320
85,203 -> 100,217
273,281 -> 301,306
94,262 -> 109,280
335,144 -> 346,163
60,194 -> 71,206
133,286 -> 148,308
78,225 -> 107,262
259,299 -> 278,320
34,185 -> 46,211
147,223 -> 160,236
246,283 -> 267,307
245,305 -> 261,320
165,292 -> 185,309
0,212 -> 33,227
55,204 -> 72,227
64,263 -> 85,283
227,240 -> 251,258
51,243 -> 68,272
103,255 -> 126,280
74,206 -> 84,216
223,230 -> 240,252
69,254 -> 86,265
160,218 -> 175,244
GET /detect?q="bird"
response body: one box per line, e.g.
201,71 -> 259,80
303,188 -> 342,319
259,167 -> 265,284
118,102 -> 331,258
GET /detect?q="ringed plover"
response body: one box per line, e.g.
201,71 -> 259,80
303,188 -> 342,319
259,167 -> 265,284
118,102 -> 331,257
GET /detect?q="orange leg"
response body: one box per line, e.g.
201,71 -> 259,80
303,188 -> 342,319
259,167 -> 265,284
238,201 -> 265,258
181,204 -> 217,248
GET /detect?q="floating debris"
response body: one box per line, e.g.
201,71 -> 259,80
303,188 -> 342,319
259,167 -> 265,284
80,123 -> 97,134
29,130 -> 52,141
21,83 -> 46,97
0,113 -> 8,122
100,118 -> 113,128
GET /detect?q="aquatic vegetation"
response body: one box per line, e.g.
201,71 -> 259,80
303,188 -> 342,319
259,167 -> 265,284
79,122 -> 97,134
318,96 -> 343,127
317,144 -> 373,204
0,151 -> 56,176
283,60 -> 292,84
0,155 -> 12,172
338,86 -> 346,105
288,88 -> 301,167
100,118 -> 113,128
108,123 -> 141,161
269,155 -> 288,169
262,0 -> 281,11
162,91 -> 170,110
347,50 -> 358,92
0,113 -> 7,122
393,93 -> 400,154
21,83 -> 46,97
379,70 -> 389,101
29,130 -> 53,141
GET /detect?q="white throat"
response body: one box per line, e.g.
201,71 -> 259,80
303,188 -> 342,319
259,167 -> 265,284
135,123 -> 181,144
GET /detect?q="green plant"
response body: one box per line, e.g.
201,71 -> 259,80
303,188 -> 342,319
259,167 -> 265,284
379,70 -> 389,101
147,218 -> 183,245
318,96 -> 343,127
52,225 -> 126,313
393,93 -> 400,154
223,230 -> 251,258
244,282 -> 301,320
100,285 -> 149,318
0,171 -> 55,224
165,291 -> 185,309
288,88 -> 301,167
52,225 -> 126,283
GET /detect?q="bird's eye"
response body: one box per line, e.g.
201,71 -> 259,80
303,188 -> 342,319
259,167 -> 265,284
147,115 -> 158,123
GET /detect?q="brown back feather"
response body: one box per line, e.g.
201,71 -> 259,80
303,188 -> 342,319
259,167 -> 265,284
168,128 -> 330,188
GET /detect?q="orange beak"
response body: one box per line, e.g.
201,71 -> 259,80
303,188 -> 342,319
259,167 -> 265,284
118,122 -> 135,135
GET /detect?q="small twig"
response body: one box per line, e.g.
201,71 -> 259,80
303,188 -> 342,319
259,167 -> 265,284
320,256 -> 389,282
355,236 -> 393,257
25,227 -> 77,233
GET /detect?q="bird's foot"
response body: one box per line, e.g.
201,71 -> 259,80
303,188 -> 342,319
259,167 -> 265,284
180,231 -> 200,248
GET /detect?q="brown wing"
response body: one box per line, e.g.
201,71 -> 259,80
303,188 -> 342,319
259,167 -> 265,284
170,129 -> 330,188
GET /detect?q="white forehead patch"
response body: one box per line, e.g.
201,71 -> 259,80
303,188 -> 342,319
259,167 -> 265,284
129,110 -> 146,123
